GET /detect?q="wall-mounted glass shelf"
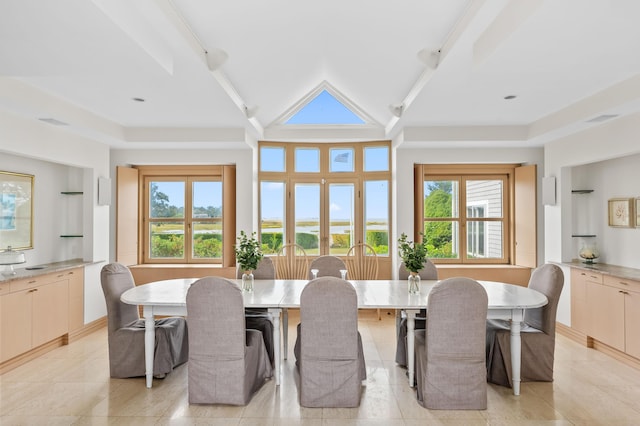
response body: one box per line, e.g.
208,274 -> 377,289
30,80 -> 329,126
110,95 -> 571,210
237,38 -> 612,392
571,189 -> 594,194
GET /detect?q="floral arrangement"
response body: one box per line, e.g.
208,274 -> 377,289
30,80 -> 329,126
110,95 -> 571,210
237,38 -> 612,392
398,233 -> 428,273
234,231 -> 263,271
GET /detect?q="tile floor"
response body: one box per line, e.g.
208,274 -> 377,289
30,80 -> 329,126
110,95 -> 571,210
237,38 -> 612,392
2,309 -> 640,425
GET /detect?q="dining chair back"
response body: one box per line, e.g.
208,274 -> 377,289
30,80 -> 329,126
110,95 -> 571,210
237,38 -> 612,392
398,259 -> 438,280
395,259 -> 439,366
415,277 -> 488,409
486,263 -> 564,387
186,277 -> 272,405
236,256 -> 275,366
345,243 -> 378,280
236,256 -> 275,280
308,255 -> 346,279
100,262 -> 188,379
275,243 -> 309,279
294,276 -> 367,407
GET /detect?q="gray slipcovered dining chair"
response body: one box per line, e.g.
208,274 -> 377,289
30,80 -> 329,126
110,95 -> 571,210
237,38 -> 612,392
100,262 -> 188,379
186,277 -> 272,405
308,255 -> 346,279
415,277 -> 487,410
236,256 -> 275,366
486,263 -> 564,387
294,276 -> 367,407
395,259 -> 438,367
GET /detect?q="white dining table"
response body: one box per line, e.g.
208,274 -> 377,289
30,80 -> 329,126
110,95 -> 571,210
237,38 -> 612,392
121,278 -> 547,395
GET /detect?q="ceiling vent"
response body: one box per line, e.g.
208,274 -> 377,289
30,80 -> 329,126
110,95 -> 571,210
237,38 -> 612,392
586,114 -> 619,123
38,118 -> 69,126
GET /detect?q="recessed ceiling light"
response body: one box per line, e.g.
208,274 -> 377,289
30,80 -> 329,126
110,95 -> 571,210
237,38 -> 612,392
132,97 -> 145,102
503,95 -> 517,100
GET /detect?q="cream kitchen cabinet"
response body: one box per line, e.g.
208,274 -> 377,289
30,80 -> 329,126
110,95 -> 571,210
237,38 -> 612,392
0,269 -> 81,363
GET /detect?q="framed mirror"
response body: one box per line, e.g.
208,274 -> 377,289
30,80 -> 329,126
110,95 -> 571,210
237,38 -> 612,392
0,171 -> 34,250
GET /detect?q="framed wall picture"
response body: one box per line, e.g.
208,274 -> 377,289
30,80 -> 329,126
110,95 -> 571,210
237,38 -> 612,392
0,171 -> 34,250
608,198 -> 634,228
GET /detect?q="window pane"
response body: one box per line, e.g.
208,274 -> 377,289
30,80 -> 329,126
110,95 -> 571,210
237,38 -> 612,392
365,180 -> 388,255
330,148 -> 354,172
295,148 -> 320,172
192,181 -> 222,218
364,146 -> 389,171
149,222 -> 184,259
260,181 -> 285,254
424,180 -> 458,218
150,181 -> 184,218
467,221 -> 502,258
295,183 -> 320,255
423,220 -> 459,259
329,183 -> 355,256
260,146 -> 285,172
466,180 -> 502,217
192,221 -> 222,259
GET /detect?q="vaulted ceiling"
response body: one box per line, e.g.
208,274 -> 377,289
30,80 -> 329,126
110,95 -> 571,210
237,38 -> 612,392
2,0 -> 640,150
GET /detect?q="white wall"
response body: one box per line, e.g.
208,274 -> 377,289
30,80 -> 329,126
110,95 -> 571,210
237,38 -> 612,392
393,145 -> 545,274
544,112 -> 640,325
0,109 -> 110,324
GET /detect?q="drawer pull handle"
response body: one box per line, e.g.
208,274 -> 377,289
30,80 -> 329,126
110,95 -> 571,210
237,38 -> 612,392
619,290 -> 629,295
28,288 -> 38,293
28,280 -> 37,284
619,281 -> 629,285
589,275 -> 599,279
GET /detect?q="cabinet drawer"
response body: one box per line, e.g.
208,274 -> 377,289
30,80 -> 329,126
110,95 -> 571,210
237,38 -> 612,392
575,269 -> 603,284
603,275 -> 640,293
0,282 -> 10,295
10,277 -> 43,292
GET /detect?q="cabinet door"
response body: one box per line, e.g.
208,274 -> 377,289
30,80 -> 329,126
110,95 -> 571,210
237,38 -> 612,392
32,280 -> 69,347
67,268 -> 84,332
571,269 -> 589,333
587,282 -> 625,350
0,290 -> 33,362
625,289 -> 640,359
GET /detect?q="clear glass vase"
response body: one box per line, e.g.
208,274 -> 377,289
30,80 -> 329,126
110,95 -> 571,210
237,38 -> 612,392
408,272 -> 420,294
242,270 -> 254,292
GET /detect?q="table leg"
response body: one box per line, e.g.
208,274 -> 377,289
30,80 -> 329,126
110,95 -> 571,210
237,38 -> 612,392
268,308 -> 281,386
142,306 -> 155,388
405,309 -> 419,388
510,309 -> 524,396
283,308 -> 288,360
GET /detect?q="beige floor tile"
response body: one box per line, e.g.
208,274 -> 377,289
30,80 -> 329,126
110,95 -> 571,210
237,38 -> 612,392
2,311 -> 640,424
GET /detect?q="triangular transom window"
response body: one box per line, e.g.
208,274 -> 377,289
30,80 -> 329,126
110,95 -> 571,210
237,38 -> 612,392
286,89 -> 365,125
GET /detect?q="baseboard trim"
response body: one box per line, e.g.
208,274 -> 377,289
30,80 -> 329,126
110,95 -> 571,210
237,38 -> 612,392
556,322 -> 593,347
556,322 -> 639,371
1,316 -> 107,375
65,316 -> 107,344
0,338 -> 65,375
592,340 -> 640,371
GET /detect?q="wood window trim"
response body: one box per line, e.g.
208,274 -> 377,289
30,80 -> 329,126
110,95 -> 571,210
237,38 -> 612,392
258,141 -> 392,263
125,165 -> 235,267
415,164 -> 517,265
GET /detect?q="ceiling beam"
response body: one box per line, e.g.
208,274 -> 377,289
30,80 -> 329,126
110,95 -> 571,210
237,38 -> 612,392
152,0 -> 263,137
385,0 -> 487,137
